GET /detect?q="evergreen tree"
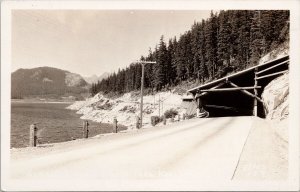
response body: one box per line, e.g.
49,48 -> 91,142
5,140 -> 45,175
167,38 -> 177,85
237,10 -> 252,69
204,11 -> 218,79
154,36 -> 168,90
250,10 -> 264,66
217,10 -> 231,77
174,35 -> 187,82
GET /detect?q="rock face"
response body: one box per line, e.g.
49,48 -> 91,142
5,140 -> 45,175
261,72 -> 289,120
65,72 -> 87,87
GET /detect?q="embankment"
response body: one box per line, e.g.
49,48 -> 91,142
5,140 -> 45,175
67,91 -> 184,129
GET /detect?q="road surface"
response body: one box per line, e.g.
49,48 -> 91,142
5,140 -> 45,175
9,116 -> 253,190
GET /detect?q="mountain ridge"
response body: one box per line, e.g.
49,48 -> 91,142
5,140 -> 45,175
11,66 -> 89,99
83,72 -> 110,84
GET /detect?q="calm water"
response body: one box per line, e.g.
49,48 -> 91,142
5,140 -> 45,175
11,102 -> 126,148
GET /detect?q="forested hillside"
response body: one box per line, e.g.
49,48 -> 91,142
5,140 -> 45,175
91,10 -> 289,95
12,67 -> 88,99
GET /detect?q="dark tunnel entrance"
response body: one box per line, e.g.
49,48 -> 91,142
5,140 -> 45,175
188,55 -> 289,119
200,90 -> 266,118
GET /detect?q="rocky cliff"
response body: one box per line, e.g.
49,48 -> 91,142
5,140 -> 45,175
262,72 -> 289,121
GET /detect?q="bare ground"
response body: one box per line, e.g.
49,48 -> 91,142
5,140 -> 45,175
233,117 -> 288,180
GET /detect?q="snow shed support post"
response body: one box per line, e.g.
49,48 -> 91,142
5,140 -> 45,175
83,120 -> 89,138
254,68 -> 258,117
227,81 -> 263,103
191,92 -> 196,100
29,124 -> 37,147
196,96 -> 204,109
113,118 -> 118,133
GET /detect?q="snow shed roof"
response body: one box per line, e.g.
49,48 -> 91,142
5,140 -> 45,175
187,55 -> 289,94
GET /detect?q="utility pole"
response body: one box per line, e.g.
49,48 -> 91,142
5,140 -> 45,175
153,94 -> 155,111
162,100 -> 164,115
133,60 -> 156,129
158,94 -> 160,116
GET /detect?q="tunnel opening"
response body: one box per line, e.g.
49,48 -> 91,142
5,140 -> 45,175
186,55 -> 289,119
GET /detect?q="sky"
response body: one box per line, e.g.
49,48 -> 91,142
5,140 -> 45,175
12,10 -> 211,77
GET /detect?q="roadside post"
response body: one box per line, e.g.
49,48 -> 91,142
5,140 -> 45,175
136,116 -> 140,129
29,124 -> 38,147
83,120 -> 89,138
163,115 -> 166,125
113,117 -> 118,133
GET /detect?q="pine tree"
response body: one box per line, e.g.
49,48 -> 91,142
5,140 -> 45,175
191,22 -> 202,80
174,36 -> 187,82
167,38 -> 176,85
170,37 -> 179,84
199,20 -> 208,83
204,11 -> 218,80
154,36 -> 168,90
217,10 -> 231,77
237,10 -> 252,69
250,10 -> 264,66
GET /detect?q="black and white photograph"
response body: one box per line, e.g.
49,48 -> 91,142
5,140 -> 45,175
1,0 -> 299,191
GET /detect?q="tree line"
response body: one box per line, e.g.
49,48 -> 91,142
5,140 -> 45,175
91,10 -> 289,95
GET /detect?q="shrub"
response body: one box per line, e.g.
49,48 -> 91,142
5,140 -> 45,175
151,116 -> 163,126
96,102 -> 112,110
119,105 -> 136,113
164,108 -> 178,118
185,114 -> 195,119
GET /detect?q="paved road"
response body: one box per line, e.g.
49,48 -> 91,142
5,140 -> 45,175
10,116 -> 253,190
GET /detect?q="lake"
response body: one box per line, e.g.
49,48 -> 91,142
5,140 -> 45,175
11,102 -> 126,148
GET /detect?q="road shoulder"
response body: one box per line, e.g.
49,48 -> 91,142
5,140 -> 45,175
233,117 -> 288,180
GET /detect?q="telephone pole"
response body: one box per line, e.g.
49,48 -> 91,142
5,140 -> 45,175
133,60 -> 156,129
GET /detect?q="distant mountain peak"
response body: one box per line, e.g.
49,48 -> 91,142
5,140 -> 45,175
65,72 -> 87,87
83,72 -> 110,84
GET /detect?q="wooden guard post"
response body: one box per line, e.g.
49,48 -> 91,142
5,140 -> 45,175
163,115 -> 166,125
113,117 -> 118,133
83,120 -> 89,138
171,115 -> 174,122
136,116 -> 140,129
29,124 -> 38,147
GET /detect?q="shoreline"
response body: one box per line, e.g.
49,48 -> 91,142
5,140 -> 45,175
11,101 -> 129,149
11,99 -> 77,104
